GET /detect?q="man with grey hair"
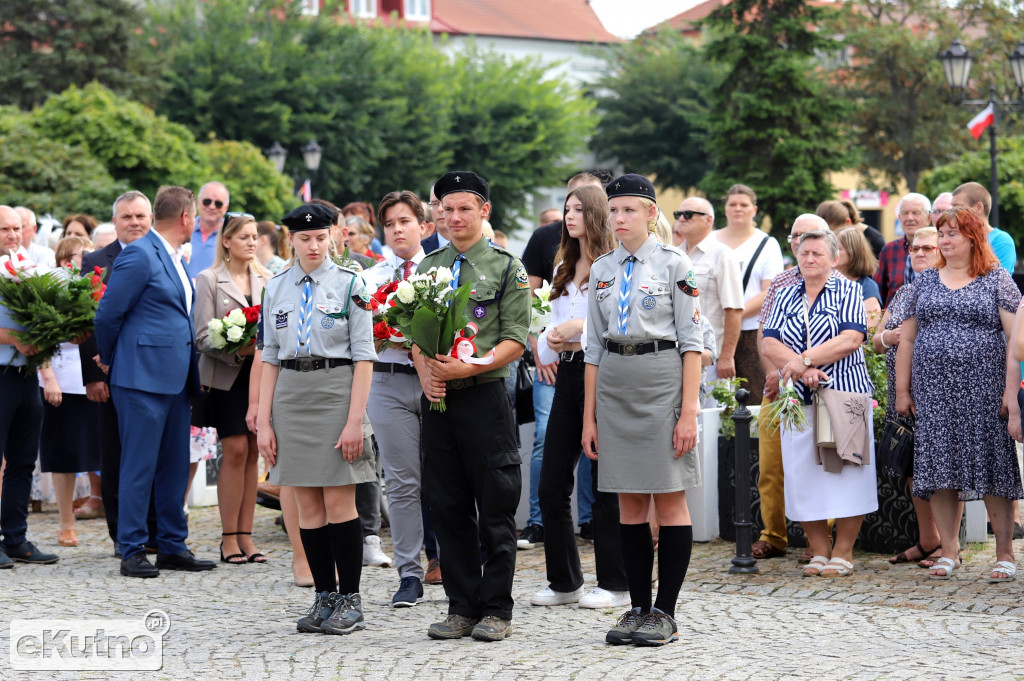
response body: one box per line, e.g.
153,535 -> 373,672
187,181 -> 230,278
750,213 -> 828,560
13,206 -> 55,269
874,192 -> 931,307
930,191 -> 953,223
675,196 -> 743,383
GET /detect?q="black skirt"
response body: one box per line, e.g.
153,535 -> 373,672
39,393 -> 102,473
209,355 -> 254,439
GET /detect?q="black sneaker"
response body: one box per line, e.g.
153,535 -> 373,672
392,576 -> 424,608
578,522 -> 593,542
321,593 -> 366,635
516,524 -> 544,550
296,591 -> 335,633
4,541 -> 58,564
632,607 -> 678,647
0,547 -> 13,569
605,607 -> 644,645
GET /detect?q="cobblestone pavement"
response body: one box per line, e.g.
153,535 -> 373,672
2,505 -> 1023,680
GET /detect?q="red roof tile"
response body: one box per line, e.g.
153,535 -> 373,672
431,0 -> 620,43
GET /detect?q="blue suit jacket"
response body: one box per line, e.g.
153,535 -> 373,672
94,230 -> 199,396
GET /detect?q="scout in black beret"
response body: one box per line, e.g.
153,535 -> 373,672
606,173 -> 656,201
282,203 -> 335,232
434,171 -> 490,203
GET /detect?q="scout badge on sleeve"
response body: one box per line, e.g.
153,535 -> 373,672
677,269 -> 699,297
449,323 -> 495,365
595,277 -> 615,290
514,264 -> 530,290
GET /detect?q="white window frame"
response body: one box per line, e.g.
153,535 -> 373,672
404,0 -> 430,21
298,0 -> 319,16
350,0 -> 377,18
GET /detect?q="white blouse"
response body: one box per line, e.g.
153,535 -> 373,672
537,264 -> 587,366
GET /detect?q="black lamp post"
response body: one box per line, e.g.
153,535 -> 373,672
264,139 -> 324,196
937,39 -> 1024,228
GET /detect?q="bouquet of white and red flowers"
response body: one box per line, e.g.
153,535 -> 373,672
207,304 -> 261,355
386,266 -> 495,411
0,252 -> 106,370
368,280 -> 410,354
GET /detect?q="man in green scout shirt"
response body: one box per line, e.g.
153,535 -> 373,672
414,170 -> 531,642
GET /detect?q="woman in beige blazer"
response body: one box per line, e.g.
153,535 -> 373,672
195,213 -> 271,564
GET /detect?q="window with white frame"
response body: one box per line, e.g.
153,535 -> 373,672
404,0 -> 430,20
350,0 -> 377,18
298,0 -> 319,16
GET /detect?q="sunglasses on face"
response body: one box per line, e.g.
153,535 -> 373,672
673,210 -> 708,221
909,245 -> 937,253
202,198 -> 225,209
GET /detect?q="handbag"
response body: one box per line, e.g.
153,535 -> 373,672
802,296 -> 836,448
878,414 -> 914,477
516,350 -> 536,425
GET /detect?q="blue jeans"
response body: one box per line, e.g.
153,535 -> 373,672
576,455 -> 593,525
529,377 -> 555,527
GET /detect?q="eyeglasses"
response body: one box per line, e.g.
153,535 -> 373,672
787,234 -> 802,244
673,210 -> 708,221
909,245 -> 937,253
202,198 -> 225,209
225,212 -> 254,219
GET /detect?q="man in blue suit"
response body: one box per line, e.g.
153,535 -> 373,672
95,186 -> 215,578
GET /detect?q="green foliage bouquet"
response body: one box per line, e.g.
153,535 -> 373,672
760,379 -> 810,436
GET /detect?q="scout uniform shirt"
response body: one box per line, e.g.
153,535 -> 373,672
585,235 -> 705,365
261,257 -> 376,365
418,236 -> 531,379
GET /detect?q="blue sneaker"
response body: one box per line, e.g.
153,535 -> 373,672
391,576 -> 424,607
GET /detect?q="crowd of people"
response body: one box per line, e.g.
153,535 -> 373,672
1,171 -> 1023,647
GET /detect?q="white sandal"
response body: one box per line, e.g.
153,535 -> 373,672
928,556 -> 958,580
820,557 -> 854,577
802,555 -> 829,577
988,560 -> 1017,583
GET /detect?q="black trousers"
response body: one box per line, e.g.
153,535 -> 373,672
0,369 -> 42,549
538,356 -> 627,592
97,399 -> 158,548
422,379 -> 521,620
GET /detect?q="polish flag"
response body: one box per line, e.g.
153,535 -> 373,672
967,104 -> 995,139
300,179 -> 312,202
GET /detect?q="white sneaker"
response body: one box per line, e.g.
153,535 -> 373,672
578,587 -> 631,609
362,535 -> 392,567
529,586 -> 584,606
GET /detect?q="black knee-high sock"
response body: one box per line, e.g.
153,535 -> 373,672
299,525 -> 336,594
654,525 -> 692,617
328,518 -> 363,595
619,522 -> 654,612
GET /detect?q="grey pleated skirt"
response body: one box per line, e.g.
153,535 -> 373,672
269,364 -> 376,487
595,349 -> 701,493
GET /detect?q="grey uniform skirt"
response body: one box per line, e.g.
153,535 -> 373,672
596,349 -> 701,493
269,364 -> 376,487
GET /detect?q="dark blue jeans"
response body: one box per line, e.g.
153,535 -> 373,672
0,368 -> 43,549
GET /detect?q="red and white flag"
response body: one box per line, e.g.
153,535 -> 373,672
299,179 -> 312,202
967,103 -> 995,139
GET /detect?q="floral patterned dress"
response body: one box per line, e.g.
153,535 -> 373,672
908,267 -> 1023,501
883,284 -> 914,422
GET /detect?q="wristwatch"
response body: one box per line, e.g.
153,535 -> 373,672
802,353 -> 812,367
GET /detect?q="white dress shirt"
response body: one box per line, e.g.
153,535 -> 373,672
152,229 -> 193,314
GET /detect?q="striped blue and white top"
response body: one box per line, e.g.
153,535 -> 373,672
762,271 -> 873,405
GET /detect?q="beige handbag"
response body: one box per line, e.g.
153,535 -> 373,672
803,295 -> 835,448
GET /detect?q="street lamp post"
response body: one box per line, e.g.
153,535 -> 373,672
264,139 -> 325,197
938,39 -> 1024,228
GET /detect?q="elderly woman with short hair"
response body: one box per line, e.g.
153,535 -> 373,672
762,227 -> 877,577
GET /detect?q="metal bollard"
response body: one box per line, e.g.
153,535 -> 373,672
729,388 -> 759,574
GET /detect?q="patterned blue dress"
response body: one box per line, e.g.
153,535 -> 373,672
908,267 -> 1023,501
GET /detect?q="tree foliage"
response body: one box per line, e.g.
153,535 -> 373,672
0,0 -> 157,111
919,136 -> 1024,245
204,139 -> 299,221
701,0 -> 855,233
827,0 -> 1018,192
590,29 -> 721,192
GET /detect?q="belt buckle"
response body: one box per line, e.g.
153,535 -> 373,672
561,350 -> 575,362
299,358 -> 313,372
449,378 -> 464,390
622,344 -> 636,356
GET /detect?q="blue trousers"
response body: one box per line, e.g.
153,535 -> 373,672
528,378 -> 555,526
0,369 -> 43,549
111,386 -> 190,559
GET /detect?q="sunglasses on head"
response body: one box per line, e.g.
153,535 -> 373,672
673,210 -> 708,221
225,211 -> 254,219
202,198 -> 225,209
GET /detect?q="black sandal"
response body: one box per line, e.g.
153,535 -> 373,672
237,531 -> 267,563
889,542 -> 940,565
220,532 -> 247,565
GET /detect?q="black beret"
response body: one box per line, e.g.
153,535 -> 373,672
434,170 -> 489,202
281,203 -> 335,232
606,174 -> 656,202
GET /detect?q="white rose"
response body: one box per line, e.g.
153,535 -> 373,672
208,318 -> 225,336
226,308 -> 246,327
396,280 -> 416,304
433,266 -> 453,285
226,325 -> 244,343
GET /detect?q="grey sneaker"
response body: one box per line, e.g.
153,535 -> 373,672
631,607 -> 678,647
605,607 -> 644,645
321,593 -> 366,635
296,591 -> 335,633
427,614 -> 480,640
471,615 -> 512,642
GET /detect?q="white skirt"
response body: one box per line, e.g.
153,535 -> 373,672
780,406 -> 878,521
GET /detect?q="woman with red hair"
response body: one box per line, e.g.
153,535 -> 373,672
895,207 -> 1023,582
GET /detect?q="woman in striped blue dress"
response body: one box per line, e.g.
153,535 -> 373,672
762,228 -> 877,578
